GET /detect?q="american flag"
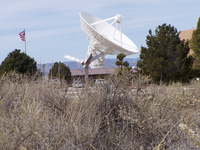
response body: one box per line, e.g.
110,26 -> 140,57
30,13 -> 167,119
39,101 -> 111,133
19,30 -> 26,41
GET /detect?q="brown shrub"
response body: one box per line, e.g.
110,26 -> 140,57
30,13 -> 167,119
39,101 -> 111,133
0,75 -> 200,150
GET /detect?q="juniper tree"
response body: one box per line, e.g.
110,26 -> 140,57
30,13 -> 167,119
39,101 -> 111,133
49,62 -> 72,83
0,49 -> 37,75
190,18 -> 200,70
115,53 -> 131,76
137,24 -> 193,83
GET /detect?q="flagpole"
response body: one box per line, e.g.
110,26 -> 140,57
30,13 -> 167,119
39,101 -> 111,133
25,39 -> 27,54
24,29 -> 27,54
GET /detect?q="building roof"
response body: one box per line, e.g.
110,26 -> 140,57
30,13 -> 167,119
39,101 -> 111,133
71,68 -> 116,76
179,29 -> 195,56
179,29 -> 194,41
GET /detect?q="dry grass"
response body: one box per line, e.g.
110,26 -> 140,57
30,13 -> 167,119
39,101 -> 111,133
0,74 -> 200,150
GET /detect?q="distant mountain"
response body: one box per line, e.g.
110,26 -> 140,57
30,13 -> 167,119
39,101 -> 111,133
38,57 -> 139,75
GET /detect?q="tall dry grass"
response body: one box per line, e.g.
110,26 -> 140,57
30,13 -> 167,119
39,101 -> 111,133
0,74 -> 200,150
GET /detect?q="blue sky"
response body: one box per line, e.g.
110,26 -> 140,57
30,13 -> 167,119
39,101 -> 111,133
0,0 -> 199,64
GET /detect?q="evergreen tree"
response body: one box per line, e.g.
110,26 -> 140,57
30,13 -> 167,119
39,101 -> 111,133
0,49 -> 37,75
49,62 -> 72,83
115,53 -> 131,75
137,24 -> 193,83
190,17 -> 200,69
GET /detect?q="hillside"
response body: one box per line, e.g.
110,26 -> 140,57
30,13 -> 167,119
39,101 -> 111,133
38,57 -> 139,75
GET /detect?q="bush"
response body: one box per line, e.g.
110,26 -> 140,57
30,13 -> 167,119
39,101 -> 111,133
49,62 -> 72,83
0,49 -> 37,76
0,76 -> 200,149
137,24 -> 193,83
115,53 -> 132,79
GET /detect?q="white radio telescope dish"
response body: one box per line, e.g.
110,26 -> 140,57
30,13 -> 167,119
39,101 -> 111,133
65,12 -> 138,82
79,12 -> 138,68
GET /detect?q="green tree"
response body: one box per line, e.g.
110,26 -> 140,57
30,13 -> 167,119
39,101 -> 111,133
115,53 -> 131,76
190,17 -> 200,69
137,24 -> 193,83
0,49 -> 37,75
49,62 -> 72,83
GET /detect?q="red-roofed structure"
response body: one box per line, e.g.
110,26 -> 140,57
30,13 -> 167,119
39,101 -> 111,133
179,29 -> 195,56
71,68 -> 116,81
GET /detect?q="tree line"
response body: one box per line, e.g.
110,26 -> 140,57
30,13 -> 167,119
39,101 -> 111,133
0,49 -> 72,83
0,18 -> 200,84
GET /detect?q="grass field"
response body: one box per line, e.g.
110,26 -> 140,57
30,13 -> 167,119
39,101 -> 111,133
0,75 -> 200,150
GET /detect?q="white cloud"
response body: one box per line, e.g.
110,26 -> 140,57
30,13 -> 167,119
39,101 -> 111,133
28,27 -> 78,39
0,0 -> 159,18
0,26 -> 78,41
0,0 -> 160,35
125,12 -> 200,30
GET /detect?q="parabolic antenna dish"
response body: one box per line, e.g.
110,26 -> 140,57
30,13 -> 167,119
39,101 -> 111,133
80,12 -> 138,56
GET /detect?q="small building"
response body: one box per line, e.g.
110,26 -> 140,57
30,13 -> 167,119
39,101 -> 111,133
179,29 -> 194,41
71,68 -> 116,82
179,29 -> 195,55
